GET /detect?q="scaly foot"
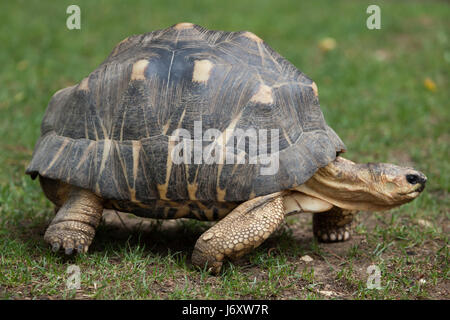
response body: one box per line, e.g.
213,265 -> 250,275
45,220 -> 95,254
313,207 -> 356,242
44,187 -> 103,255
192,193 -> 285,274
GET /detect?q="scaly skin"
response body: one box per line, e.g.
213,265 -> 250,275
38,156 -> 426,275
298,156 -> 427,211
191,193 -> 285,274
44,187 -> 103,254
313,207 -> 356,242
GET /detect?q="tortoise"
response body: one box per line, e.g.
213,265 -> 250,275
26,23 -> 427,274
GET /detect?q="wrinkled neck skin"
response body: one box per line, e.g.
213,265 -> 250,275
295,156 -> 421,211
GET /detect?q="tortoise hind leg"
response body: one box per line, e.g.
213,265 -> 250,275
44,186 -> 103,254
191,193 -> 285,274
313,207 -> 356,242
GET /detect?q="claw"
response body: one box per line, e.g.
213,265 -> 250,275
52,243 -> 60,252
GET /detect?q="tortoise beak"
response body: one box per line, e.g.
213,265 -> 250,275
417,181 -> 426,193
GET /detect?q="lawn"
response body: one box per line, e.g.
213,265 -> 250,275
0,0 -> 448,299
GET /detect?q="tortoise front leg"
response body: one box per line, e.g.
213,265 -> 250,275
191,193 -> 285,274
44,186 -> 104,254
313,207 -> 356,242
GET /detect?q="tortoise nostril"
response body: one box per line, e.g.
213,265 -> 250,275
406,174 -> 420,185
421,176 -> 427,185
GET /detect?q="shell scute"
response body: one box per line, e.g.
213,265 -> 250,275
27,24 -> 345,207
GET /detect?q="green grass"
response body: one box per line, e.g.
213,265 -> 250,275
0,0 -> 448,299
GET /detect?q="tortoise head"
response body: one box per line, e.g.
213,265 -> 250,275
297,157 -> 427,211
364,161 -> 427,204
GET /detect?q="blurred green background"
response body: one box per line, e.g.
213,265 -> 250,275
0,0 -> 448,299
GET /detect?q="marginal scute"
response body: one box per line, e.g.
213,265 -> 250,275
131,140 -> 141,202
156,137 -> 176,201
157,184 -> 168,200
216,187 -> 226,202
187,183 -> 198,200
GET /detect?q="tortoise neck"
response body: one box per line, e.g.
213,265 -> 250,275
314,156 -> 368,186
295,156 -> 388,211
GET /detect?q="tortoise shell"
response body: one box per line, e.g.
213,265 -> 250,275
26,23 -> 345,208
